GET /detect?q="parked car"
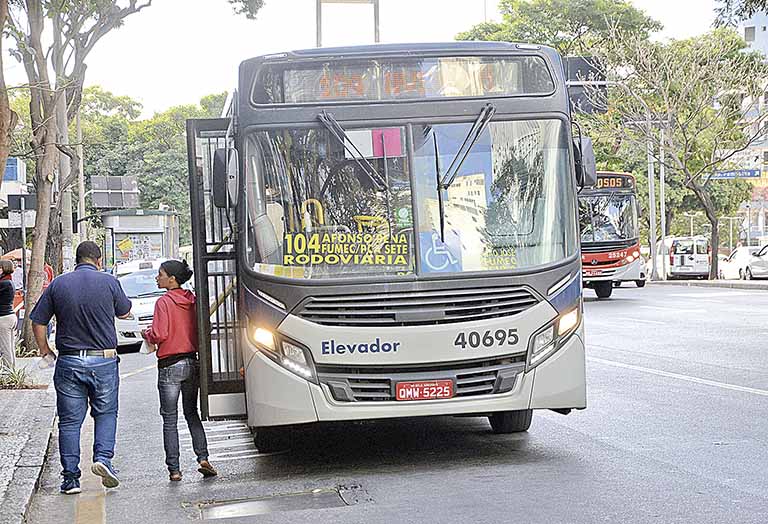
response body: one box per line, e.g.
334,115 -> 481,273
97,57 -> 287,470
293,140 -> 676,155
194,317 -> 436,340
746,244 -> 768,279
113,258 -> 167,278
655,236 -> 710,279
718,247 -> 759,280
115,269 -> 164,352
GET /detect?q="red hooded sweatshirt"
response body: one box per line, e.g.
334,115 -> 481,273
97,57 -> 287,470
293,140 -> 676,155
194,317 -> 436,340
144,289 -> 198,361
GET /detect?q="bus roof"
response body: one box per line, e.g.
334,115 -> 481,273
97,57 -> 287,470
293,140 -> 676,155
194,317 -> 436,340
245,41 -> 561,64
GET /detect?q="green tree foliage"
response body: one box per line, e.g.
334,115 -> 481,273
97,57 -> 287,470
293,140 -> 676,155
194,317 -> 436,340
716,0 -> 768,25
456,0 -> 661,55
228,0 -> 265,19
73,89 -> 228,244
586,28 -> 767,277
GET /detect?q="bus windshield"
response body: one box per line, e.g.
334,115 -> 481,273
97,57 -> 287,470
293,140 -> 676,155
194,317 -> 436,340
579,193 -> 638,243
245,118 -> 577,279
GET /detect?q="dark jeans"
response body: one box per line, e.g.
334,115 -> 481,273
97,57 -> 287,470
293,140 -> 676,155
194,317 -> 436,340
53,355 -> 119,480
158,357 -> 208,472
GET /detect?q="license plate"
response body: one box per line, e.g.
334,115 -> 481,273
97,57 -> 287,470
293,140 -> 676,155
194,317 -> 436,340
395,380 -> 453,401
584,269 -> 602,277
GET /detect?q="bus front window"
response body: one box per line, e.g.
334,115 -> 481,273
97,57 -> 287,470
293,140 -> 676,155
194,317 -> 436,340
579,193 -> 639,243
412,119 -> 578,273
245,127 -> 415,279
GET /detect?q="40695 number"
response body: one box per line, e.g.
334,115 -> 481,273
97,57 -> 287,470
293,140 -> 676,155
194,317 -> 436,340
453,329 -> 519,350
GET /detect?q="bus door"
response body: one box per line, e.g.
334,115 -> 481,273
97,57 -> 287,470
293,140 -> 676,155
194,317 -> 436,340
187,118 -> 246,419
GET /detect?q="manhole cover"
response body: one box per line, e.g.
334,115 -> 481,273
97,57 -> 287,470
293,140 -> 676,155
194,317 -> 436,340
199,488 -> 353,520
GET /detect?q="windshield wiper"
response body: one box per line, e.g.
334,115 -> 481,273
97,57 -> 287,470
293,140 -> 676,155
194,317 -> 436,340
317,111 -> 387,192
426,126 -> 448,243
440,103 -> 496,190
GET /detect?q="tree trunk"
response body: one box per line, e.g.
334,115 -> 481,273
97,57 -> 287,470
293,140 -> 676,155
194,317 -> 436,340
0,0 -> 15,194
689,179 -> 719,280
46,208 -> 62,274
22,131 -> 56,353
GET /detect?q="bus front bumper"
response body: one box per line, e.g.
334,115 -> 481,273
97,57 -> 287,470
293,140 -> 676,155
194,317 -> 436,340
583,258 -> 643,283
243,332 -> 586,428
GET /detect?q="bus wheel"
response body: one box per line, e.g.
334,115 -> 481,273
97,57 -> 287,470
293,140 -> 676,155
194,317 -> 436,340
635,280 -> 646,288
253,426 -> 292,452
594,281 -> 613,299
489,409 -> 533,434
746,267 -> 754,280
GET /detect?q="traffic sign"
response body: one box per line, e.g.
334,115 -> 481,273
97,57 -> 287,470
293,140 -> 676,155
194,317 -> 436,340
711,169 -> 761,180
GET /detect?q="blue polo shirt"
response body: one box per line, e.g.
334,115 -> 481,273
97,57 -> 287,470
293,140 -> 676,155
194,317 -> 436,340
29,264 -> 132,352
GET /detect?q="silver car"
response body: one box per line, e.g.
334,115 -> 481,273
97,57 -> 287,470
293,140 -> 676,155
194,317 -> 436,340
746,244 -> 768,280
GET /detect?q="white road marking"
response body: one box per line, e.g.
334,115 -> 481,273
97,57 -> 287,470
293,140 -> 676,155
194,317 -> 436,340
667,292 -> 755,298
588,357 -> 768,397
639,306 -> 707,314
612,317 -> 665,325
120,365 -> 155,380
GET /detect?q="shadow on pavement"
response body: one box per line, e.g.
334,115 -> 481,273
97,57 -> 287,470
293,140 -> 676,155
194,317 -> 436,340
249,416 -> 562,481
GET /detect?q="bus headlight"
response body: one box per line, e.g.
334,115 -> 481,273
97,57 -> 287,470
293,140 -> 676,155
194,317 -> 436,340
248,327 -> 317,383
528,307 -> 581,369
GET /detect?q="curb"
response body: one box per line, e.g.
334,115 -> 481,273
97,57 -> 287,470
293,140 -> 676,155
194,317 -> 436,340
0,387 -> 56,524
648,280 -> 768,291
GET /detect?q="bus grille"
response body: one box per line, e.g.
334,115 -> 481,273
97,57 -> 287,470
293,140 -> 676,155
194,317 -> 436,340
294,286 -> 539,327
316,355 -> 527,402
581,240 -> 636,253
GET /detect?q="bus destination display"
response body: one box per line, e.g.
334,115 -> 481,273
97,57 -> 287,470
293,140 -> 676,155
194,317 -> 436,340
596,175 -> 634,190
273,56 -> 555,104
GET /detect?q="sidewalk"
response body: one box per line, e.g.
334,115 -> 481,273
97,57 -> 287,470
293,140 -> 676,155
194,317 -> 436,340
0,359 -> 55,524
648,279 -> 768,291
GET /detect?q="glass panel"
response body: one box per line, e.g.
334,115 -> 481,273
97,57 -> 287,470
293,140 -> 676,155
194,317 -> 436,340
245,119 -> 577,279
117,269 -> 162,298
245,127 -> 415,279
673,240 -> 694,254
412,119 -> 577,273
257,56 -> 555,104
579,193 -> 639,242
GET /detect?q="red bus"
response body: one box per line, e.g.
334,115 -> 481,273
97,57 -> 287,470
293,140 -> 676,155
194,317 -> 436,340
578,172 -> 645,299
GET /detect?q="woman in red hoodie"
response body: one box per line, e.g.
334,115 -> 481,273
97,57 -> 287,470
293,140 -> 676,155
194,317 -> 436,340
142,260 -> 217,482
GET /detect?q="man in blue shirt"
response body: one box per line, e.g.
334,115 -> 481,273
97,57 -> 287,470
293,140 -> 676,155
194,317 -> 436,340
30,241 -> 132,495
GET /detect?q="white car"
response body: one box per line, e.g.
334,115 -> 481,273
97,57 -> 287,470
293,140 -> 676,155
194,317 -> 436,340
115,269 -> 164,352
718,247 -> 759,279
746,244 -> 768,280
114,258 -> 167,278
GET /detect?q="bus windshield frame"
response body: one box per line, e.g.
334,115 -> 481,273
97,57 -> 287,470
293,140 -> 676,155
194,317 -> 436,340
242,115 -> 579,282
579,191 -> 639,244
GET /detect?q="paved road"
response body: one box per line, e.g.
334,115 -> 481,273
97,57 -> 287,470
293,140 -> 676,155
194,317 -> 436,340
27,285 -> 768,523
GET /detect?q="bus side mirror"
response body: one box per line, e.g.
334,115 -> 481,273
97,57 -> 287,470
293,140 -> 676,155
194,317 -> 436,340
213,148 -> 239,208
575,136 -> 597,188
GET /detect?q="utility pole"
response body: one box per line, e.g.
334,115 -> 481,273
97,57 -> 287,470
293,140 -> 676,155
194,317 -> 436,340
53,15 -> 74,272
647,124 -> 658,280
659,129 -> 667,280
76,111 -> 86,241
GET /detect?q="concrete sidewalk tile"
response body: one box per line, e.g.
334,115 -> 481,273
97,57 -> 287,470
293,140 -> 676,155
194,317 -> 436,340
0,386 -> 56,524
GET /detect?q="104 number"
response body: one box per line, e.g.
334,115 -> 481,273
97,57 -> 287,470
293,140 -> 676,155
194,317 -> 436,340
453,329 -> 519,350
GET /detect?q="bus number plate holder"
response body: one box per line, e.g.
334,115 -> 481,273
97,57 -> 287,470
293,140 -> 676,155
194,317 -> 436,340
395,380 -> 453,401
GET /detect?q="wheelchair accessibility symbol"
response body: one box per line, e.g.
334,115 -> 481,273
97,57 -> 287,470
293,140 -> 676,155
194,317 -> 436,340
421,231 -> 462,273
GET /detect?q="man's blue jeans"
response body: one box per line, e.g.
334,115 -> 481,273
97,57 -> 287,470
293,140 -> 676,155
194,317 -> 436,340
53,355 -> 119,480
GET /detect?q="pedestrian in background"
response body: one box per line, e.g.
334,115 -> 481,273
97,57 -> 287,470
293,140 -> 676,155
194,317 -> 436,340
30,241 -> 132,495
142,259 -> 216,482
0,260 -> 17,369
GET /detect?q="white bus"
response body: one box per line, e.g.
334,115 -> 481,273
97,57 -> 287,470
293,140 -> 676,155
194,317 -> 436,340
186,42 -> 594,450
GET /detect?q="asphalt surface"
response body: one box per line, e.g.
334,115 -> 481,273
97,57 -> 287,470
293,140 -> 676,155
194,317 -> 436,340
26,285 -> 768,523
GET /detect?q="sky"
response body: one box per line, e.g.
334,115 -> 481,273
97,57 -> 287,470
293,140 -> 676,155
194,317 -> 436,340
2,0 -> 720,117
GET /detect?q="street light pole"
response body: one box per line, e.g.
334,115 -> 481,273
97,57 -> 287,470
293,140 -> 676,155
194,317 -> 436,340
659,129 -> 667,280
